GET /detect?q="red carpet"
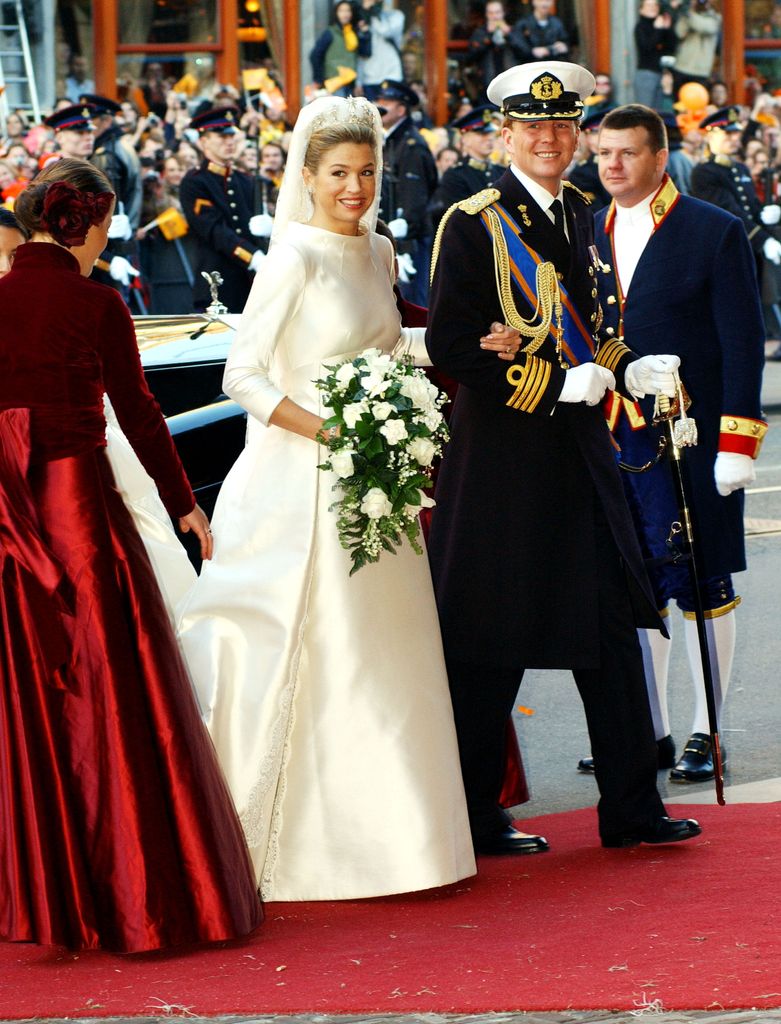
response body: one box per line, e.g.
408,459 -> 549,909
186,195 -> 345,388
1,803 -> 779,1018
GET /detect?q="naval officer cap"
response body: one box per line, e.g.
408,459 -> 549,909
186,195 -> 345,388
487,61 -> 596,121
699,105 -> 743,132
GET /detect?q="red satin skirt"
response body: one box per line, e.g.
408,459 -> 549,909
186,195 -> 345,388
0,409 -> 262,952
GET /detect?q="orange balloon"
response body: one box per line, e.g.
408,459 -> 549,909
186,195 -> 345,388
677,81 -> 710,111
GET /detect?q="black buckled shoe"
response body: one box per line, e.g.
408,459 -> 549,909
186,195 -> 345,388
601,815 -> 702,848
474,825 -> 550,855
669,732 -> 726,783
577,735 -> 676,774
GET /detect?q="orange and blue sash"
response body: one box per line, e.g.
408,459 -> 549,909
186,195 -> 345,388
480,201 -> 596,367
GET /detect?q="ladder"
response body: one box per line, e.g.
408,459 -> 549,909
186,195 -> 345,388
0,0 -> 40,132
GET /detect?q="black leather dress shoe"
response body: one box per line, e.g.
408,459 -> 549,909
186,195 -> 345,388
669,732 -> 726,782
601,815 -> 702,848
474,825 -> 550,855
577,735 -> 676,774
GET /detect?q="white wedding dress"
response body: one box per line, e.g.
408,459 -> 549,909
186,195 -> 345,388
177,223 -> 475,901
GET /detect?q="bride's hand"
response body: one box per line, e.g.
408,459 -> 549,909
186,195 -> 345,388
179,504 -> 214,561
480,322 -> 521,361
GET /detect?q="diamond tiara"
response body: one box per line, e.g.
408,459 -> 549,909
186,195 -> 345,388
309,97 -> 376,133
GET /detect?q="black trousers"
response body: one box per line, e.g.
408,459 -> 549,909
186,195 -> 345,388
447,504 -> 665,843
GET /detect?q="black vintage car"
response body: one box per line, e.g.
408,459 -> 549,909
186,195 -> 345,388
135,314 -> 247,557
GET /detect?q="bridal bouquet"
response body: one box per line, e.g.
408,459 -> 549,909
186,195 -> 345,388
315,348 -> 449,575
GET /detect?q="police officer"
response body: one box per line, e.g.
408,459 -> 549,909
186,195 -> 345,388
691,105 -> 781,270
426,60 -> 700,854
429,104 -> 505,227
180,107 -> 264,313
566,106 -> 612,210
81,93 -> 143,296
374,79 -> 437,306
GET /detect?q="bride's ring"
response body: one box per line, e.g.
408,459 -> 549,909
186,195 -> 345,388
506,345 -> 512,354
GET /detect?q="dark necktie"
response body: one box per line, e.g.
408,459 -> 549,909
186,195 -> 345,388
551,198 -> 567,239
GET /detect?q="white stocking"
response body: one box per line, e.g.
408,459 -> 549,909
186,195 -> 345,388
684,610 -> 736,735
638,624 -> 673,740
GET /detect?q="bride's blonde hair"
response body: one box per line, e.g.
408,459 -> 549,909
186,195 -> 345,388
303,122 -> 377,175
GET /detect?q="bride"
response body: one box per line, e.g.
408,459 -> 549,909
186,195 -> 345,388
178,95 -> 477,901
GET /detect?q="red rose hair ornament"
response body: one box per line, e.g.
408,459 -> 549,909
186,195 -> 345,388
40,180 -> 115,248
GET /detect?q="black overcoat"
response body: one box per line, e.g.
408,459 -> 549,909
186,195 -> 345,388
426,170 -> 660,671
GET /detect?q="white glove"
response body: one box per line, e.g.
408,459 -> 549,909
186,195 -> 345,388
624,353 -> 681,398
108,255 -> 139,286
107,213 -> 133,241
760,204 -> 781,226
558,363 -> 615,406
248,212 -> 274,238
396,251 -> 417,282
388,217 -> 408,240
248,250 -> 265,273
714,451 -> 755,497
763,236 -> 781,264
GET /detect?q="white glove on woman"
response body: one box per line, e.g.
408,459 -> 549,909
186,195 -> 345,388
387,217 -> 408,240
761,204 -> 781,226
248,250 -> 265,273
714,452 -> 755,496
248,212 -> 274,237
109,255 -> 139,286
624,353 -> 680,398
558,363 -> 615,406
763,236 -> 781,264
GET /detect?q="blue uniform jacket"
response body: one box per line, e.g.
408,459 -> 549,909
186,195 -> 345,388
594,181 -> 766,581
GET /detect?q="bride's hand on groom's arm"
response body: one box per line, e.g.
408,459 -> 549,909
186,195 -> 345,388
480,322 -> 521,362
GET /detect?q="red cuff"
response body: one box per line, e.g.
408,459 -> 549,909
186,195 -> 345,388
719,415 -> 768,459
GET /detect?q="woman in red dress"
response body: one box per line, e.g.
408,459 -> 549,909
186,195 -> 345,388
0,158 -> 262,952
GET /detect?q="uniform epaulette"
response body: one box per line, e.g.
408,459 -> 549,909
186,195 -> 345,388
429,188 -> 501,284
458,187 -> 501,215
563,180 -> 592,205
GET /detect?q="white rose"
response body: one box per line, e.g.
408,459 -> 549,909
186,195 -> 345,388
334,362 -> 359,390
363,351 -> 394,375
360,486 -> 393,519
400,375 -> 436,410
330,448 -> 356,479
420,408 -> 443,431
372,401 -> 395,421
361,370 -> 391,398
379,418 -> 409,445
407,436 -> 437,466
404,491 -> 435,517
342,400 -> 369,428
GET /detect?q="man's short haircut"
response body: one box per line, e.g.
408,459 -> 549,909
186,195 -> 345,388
600,104 -> 668,153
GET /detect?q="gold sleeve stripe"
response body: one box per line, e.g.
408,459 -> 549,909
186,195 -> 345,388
194,198 -> 214,215
595,338 -> 631,374
506,356 -> 552,413
234,246 -> 253,264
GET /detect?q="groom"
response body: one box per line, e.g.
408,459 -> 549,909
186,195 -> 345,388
426,60 -> 702,854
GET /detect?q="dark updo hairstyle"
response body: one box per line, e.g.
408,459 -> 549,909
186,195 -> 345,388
15,158 -> 115,248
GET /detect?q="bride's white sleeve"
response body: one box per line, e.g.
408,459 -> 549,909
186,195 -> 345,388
393,327 -> 433,367
222,243 -> 306,425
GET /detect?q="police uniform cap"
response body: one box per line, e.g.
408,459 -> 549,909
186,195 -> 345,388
374,80 -> 419,109
78,93 -> 122,116
450,103 -> 500,134
43,104 -> 97,133
699,105 -> 743,132
190,106 -> 241,135
487,61 -> 596,121
580,105 -> 615,132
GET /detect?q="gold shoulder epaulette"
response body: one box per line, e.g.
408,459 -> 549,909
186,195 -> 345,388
458,187 -> 501,215
564,180 -> 592,205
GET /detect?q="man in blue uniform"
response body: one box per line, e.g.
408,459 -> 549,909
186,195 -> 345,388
582,104 -> 767,782
180,106 -> 264,313
429,104 -> 505,227
566,106 -> 612,210
426,61 -> 701,854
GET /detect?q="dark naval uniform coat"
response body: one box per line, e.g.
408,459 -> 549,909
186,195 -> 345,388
690,155 -> 771,259
426,169 -> 660,673
180,160 -> 261,313
567,153 -> 611,211
428,156 -> 505,227
594,180 -> 766,592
